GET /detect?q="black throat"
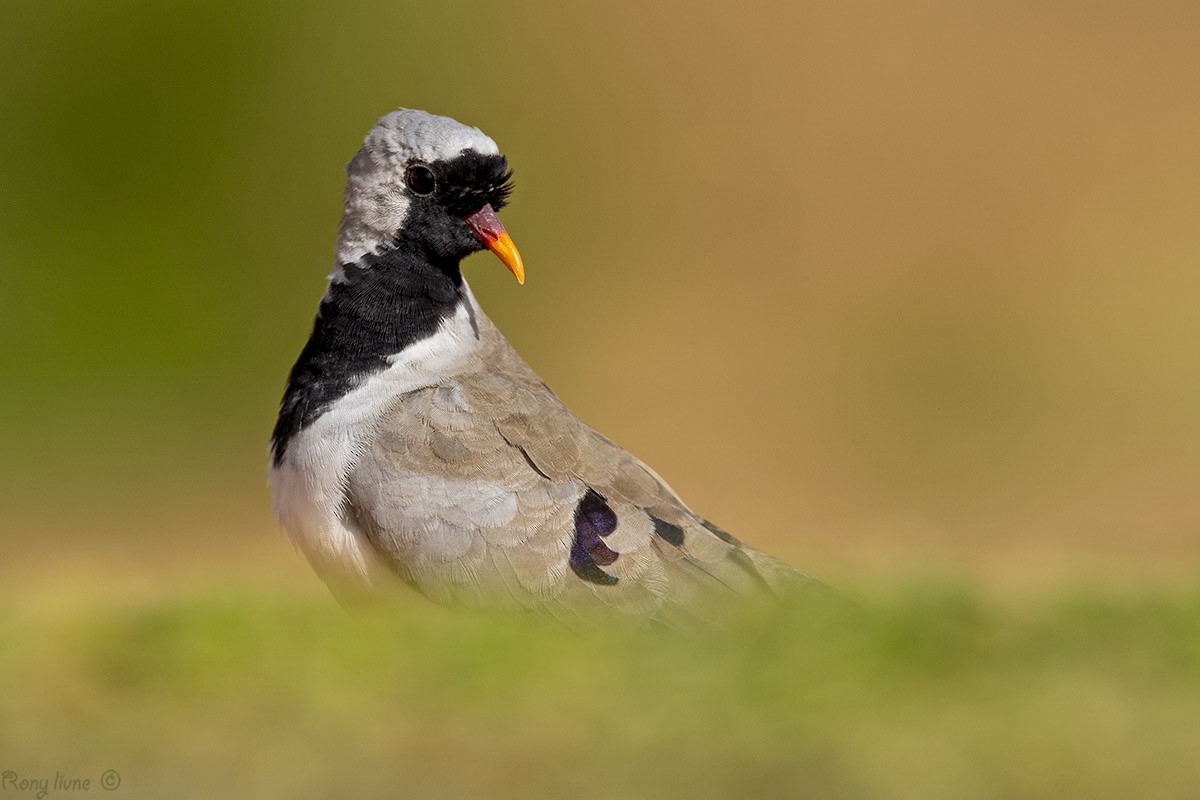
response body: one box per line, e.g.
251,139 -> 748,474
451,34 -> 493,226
269,242 -> 472,465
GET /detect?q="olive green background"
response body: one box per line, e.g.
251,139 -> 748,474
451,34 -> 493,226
4,1 -> 1197,585
2,3 -> 1199,796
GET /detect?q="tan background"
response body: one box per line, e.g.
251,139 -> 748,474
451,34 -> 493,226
2,1 -> 1198,594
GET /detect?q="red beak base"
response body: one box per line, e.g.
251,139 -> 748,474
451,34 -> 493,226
463,203 -> 524,284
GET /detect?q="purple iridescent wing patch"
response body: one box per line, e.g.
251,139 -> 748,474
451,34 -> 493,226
569,489 -> 619,586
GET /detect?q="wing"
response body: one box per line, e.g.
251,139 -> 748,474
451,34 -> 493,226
345,329 -> 820,630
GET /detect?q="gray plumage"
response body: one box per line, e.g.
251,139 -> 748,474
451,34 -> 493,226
270,109 -> 821,632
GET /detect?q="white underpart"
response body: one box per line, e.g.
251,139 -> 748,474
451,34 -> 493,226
268,283 -> 486,592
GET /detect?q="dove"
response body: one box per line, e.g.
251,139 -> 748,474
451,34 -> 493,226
269,109 -> 820,631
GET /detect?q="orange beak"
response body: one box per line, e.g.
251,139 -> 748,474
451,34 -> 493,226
463,204 -> 524,284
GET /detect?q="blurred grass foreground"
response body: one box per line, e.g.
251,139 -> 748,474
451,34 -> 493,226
3,581 -> 1199,800
3,2 -> 1200,798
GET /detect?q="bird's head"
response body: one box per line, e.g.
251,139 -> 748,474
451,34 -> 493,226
335,109 -> 523,283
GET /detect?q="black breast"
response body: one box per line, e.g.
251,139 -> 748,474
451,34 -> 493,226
269,242 -> 466,465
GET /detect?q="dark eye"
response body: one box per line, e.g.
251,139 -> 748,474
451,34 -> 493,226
405,164 -> 436,196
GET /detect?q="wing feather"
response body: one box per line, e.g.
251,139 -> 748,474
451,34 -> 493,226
344,314 -> 821,628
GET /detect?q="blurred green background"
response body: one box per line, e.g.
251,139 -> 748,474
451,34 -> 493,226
2,2 -> 1199,797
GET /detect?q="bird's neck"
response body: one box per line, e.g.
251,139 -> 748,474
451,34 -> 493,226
270,243 -> 478,464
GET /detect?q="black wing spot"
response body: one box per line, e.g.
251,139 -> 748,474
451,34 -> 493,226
569,489 -> 619,586
577,489 -> 617,537
569,559 -> 618,586
651,516 -> 685,547
700,518 -> 739,544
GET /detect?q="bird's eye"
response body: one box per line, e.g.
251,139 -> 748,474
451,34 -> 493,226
405,164 -> 436,196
